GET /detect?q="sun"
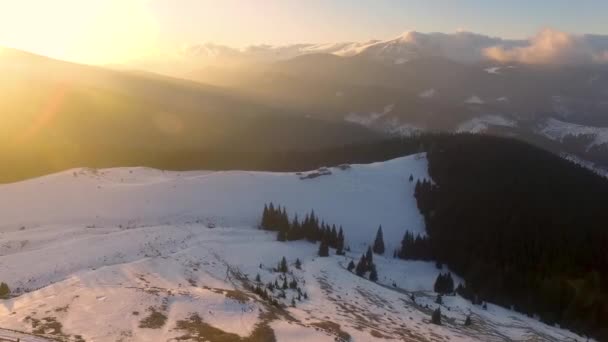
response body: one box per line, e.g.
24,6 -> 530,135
0,0 -> 158,64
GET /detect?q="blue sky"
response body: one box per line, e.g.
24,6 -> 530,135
149,0 -> 608,46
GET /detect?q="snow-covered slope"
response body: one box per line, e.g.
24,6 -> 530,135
539,118 -> 608,150
457,115 -> 517,133
0,156 -> 427,253
0,155 -> 591,341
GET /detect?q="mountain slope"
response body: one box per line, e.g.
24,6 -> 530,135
0,154 -> 589,341
0,48 -> 382,183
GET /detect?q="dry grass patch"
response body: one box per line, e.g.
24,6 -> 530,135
310,321 -> 351,341
175,313 -> 276,342
139,307 -> 168,329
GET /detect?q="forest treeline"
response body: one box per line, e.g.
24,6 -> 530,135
412,134 -> 608,340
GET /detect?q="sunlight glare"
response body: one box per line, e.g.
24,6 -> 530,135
0,0 -> 158,64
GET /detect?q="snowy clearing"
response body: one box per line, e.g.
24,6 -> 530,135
0,155 -> 591,341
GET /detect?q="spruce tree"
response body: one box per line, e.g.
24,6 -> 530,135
267,202 -> 276,229
282,278 -> 288,290
278,257 -> 289,273
369,264 -> 378,282
261,204 -> 269,229
336,227 -> 345,255
330,225 -> 338,248
318,238 -> 329,257
409,174 -> 414,182
277,230 -> 287,241
295,258 -> 302,270
431,308 -> 442,325
289,214 -> 301,241
365,246 -> 374,268
347,260 -> 355,272
435,294 -> 443,305
445,273 -> 454,293
373,226 -> 385,254
434,273 -> 445,293
355,255 -> 367,276
464,315 -> 472,326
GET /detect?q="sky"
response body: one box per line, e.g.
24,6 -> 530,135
0,0 -> 607,64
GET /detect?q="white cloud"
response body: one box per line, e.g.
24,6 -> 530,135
484,29 -> 608,65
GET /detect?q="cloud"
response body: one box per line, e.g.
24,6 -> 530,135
484,29 -> 608,64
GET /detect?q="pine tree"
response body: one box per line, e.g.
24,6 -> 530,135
347,260 -> 355,272
434,272 -> 454,294
267,202 -> 276,229
280,207 -> 290,232
336,227 -> 345,255
318,238 -> 329,257
289,214 -> 301,241
278,257 -> 289,273
277,229 -> 287,241
291,297 -> 296,307
464,315 -> 472,326
373,226 -> 385,254
295,258 -> 302,270
445,272 -> 454,293
434,273 -> 445,293
369,264 -> 378,282
409,174 -> 414,182
435,294 -> 443,305
261,204 -> 269,229
355,255 -> 367,276
431,308 -> 442,325
330,225 -> 338,248
289,278 -> 298,289
365,246 -> 374,267
282,278 -> 288,290
255,274 -> 261,283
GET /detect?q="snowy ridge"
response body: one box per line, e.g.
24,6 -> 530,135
0,155 -> 591,341
457,115 -> 517,133
465,95 -> 485,105
560,153 -> 608,178
539,118 -> 608,149
344,104 -> 395,127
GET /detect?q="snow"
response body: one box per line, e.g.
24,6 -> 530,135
271,321 -> 334,341
344,104 -> 395,127
465,95 -> 485,104
418,88 -> 436,99
0,155 -> 593,341
456,115 -> 517,133
560,153 -> 608,178
539,118 -> 608,149
497,96 -> 509,102
484,66 -> 502,74
394,57 -> 408,65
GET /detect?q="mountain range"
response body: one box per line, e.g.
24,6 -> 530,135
156,30 -> 608,174
2,29 -> 608,183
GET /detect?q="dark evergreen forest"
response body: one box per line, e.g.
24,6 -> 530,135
413,134 -> 608,340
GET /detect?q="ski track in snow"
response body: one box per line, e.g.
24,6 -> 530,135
0,155 -> 591,341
